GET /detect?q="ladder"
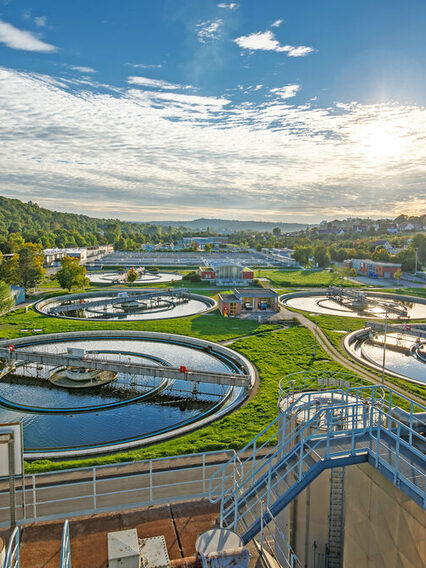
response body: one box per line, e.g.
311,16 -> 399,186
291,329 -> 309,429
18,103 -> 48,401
327,467 -> 345,567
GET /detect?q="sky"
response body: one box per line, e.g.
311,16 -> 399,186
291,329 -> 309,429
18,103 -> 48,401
0,0 -> 425,223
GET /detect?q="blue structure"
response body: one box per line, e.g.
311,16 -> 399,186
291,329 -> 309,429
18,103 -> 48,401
209,372 -> 425,547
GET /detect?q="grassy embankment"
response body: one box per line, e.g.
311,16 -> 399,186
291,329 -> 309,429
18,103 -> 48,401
298,310 -> 426,401
255,268 -> 361,288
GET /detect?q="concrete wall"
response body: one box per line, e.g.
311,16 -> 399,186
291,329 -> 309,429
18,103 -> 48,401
273,458 -> 426,567
275,470 -> 331,567
343,462 -> 426,568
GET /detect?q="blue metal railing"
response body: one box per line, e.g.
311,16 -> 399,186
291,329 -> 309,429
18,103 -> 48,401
4,527 -> 20,568
60,520 -> 71,568
209,373 -> 426,541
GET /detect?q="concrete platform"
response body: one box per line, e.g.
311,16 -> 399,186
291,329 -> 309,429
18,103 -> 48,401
1,500 -> 219,568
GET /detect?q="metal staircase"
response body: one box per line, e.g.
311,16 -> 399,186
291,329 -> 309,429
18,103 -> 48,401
209,372 -> 426,549
327,467 -> 345,567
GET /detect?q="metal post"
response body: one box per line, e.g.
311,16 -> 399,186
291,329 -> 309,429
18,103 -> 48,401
202,453 -> 206,493
260,500 -> 264,556
381,310 -> 388,384
251,440 -> 257,485
32,474 -> 37,520
149,460 -> 153,501
8,432 -> 16,528
92,467 -> 97,510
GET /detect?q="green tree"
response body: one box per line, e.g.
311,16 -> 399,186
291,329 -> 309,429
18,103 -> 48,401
56,256 -> 89,292
411,233 -> 426,264
204,243 -> 213,252
313,244 -> 331,267
0,255 -> 20,285
105,222 -> 121,244
0,280 -> 14,314
18,243 -> 45,288
126,267 -> 138,284
292,245 -> 313,267
372,247 -> 391,262
395,249 -> 416,272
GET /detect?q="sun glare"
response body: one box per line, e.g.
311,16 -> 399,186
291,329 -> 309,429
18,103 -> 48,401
353,123 -> 406,163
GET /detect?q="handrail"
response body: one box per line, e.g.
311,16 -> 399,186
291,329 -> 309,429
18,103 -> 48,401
60,520 -> 71,568
210,376 -> 426,536
4,527 -> 19,568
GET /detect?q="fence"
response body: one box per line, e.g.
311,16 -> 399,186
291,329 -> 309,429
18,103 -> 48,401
0,450 -> 236,528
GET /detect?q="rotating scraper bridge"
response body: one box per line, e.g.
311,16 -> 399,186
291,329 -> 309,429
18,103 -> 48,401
0,346 -> 251,388
326,286 -> 409,317
47,289 -> 191,315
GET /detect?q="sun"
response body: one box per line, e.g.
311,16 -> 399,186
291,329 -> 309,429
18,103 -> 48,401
364,128 -> 404,160
352,122 -> 406,163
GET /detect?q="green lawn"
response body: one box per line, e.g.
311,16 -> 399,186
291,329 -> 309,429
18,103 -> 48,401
0,305 -> 279,342
255,268 -> 361,288
24,326 -> 356,473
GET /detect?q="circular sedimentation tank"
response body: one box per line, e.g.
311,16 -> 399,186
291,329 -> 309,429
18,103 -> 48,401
35,289 -> 216,321
344,326 -> 426,385
0,331 -> 255,458
87,271 -> 182,285
280,290 -> 426,320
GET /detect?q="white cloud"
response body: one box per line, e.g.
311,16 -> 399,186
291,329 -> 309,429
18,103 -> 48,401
0,66 -> 424,222
270,84 -> 300,99
271,19 -> 283,28
217,3 -> 239,9
0,19 -> 57,52
286,45 -> 314,57
196,19 -> 223,43
126,63 -> 163,69
234,30 -> 314,57
127,76 -> 190,90
34,16 -> 47,28
71,66 -> 96,74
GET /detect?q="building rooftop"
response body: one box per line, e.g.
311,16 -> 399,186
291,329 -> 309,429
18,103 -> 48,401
218,293 -> 240,302
0,500 -> 220,568
352,259 -> 402,268
235,288 -> 278,298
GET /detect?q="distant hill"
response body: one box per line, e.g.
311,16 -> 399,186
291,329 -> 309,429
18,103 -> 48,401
155,218 -> 310,233
0,195 -> 185,250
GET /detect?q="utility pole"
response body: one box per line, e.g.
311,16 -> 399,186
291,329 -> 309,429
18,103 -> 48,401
414,248 -> 418,275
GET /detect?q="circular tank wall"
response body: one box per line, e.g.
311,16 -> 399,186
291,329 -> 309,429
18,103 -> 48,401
0,331 -> 255,458
35,290 -> 216,321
